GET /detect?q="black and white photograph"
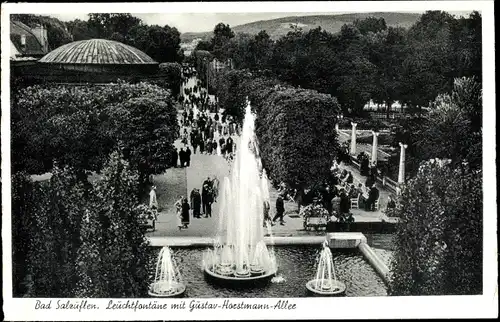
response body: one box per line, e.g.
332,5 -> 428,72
1,1 -> 497,320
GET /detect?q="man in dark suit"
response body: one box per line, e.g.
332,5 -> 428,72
185,147 -> 192,167
339,189 -> 351,217
272,193 -> 286,225
366,184 -> 380,211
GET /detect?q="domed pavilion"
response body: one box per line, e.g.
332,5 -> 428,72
35,39 -> 160,84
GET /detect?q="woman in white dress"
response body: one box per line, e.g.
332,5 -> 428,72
214,129 -> 222,156
174,196 -> 183,231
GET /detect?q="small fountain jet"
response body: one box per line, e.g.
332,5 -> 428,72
306,241 -> 346,296
149,247 -> 186,297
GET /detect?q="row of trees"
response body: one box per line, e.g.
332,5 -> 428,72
12,153 -> 151,297
209,20 -> 483,295
201,11 -> 481,116
12,81 -> 180,185
213,69 -> 343,191
13,13 -> 183,63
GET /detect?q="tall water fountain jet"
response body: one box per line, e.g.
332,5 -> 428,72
149,247 -> 186,297
203,99 -> 277,286
306,241 -> 346,296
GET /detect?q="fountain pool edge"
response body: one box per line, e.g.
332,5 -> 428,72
147,236 -> 326,247
147,234 -> 391,287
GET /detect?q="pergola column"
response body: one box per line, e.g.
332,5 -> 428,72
397,142 -> 408,195
350,122 -> 357,155
371,131 -> 379,164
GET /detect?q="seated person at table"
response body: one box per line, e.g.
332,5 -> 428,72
339,189 -> 351,216
357,184 -> 368,208
341,171 -> 353,184
387,194 -> 396,209
347,184 -> 358,199
346,171 -> 354,184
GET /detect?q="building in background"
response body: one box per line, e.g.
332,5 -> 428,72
12,38 -> 163,86
10,20 -> 48,60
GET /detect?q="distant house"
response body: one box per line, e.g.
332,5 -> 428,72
10,20 -> 48,60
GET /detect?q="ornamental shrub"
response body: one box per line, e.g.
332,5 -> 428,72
76,152 -> 150,297
389,159 -> 482,295
14,167 -> 87,297
256,86 -> 341,190
12,81 -> 179,180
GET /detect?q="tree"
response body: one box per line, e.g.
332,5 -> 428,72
354,17 -> 387,35
66,19 -> 98,40
87,13 -> 142,40
127,25 -> 182,63
212,22 -> 235,60
76,152 -> 150,297
214,69 -> 253,124
256,86 -> 342,189
366,27 -> 408,118
390,159 -> 482,295
195,39 -> 213,51
157,62 -> 182,96
449,11 -> 482,80
12,82 -> 179,181
104,82 -> 179,185
17,167 -> 87,297
413,77 -> 482,171
400,11 -> 456,109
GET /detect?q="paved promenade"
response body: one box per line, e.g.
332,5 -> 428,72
146,77 -> 395,239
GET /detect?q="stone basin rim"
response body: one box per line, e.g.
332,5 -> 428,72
148,281 -> 186,298
204,266 -> 277,281
306,279 -> 347,296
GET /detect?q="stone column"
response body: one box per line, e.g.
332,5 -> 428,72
350,122 -> 357,155
398,142 -> 408,184
371,131 -> 379,164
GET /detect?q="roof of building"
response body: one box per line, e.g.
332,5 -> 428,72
39,39 -> 158,65
10,21 -> 46,57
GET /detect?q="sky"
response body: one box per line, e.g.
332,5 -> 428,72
49,11 -> 474,34
50,12 -> 357,33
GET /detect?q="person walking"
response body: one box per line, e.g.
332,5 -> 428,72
179,148 -> 186,167
366,184 -> 380,211
186,147 -> 192,167
272,193 -> 286,225
190,188 -> 202,218
201,183 -> 210,216
171,148 -> 178,168
199,135 -> 205,154
205,191 -> 213,218
174,196 -> 183,231
181,197 -> 190,228
149,186 -> 158,210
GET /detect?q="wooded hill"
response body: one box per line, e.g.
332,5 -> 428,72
181,12 -> 422,42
